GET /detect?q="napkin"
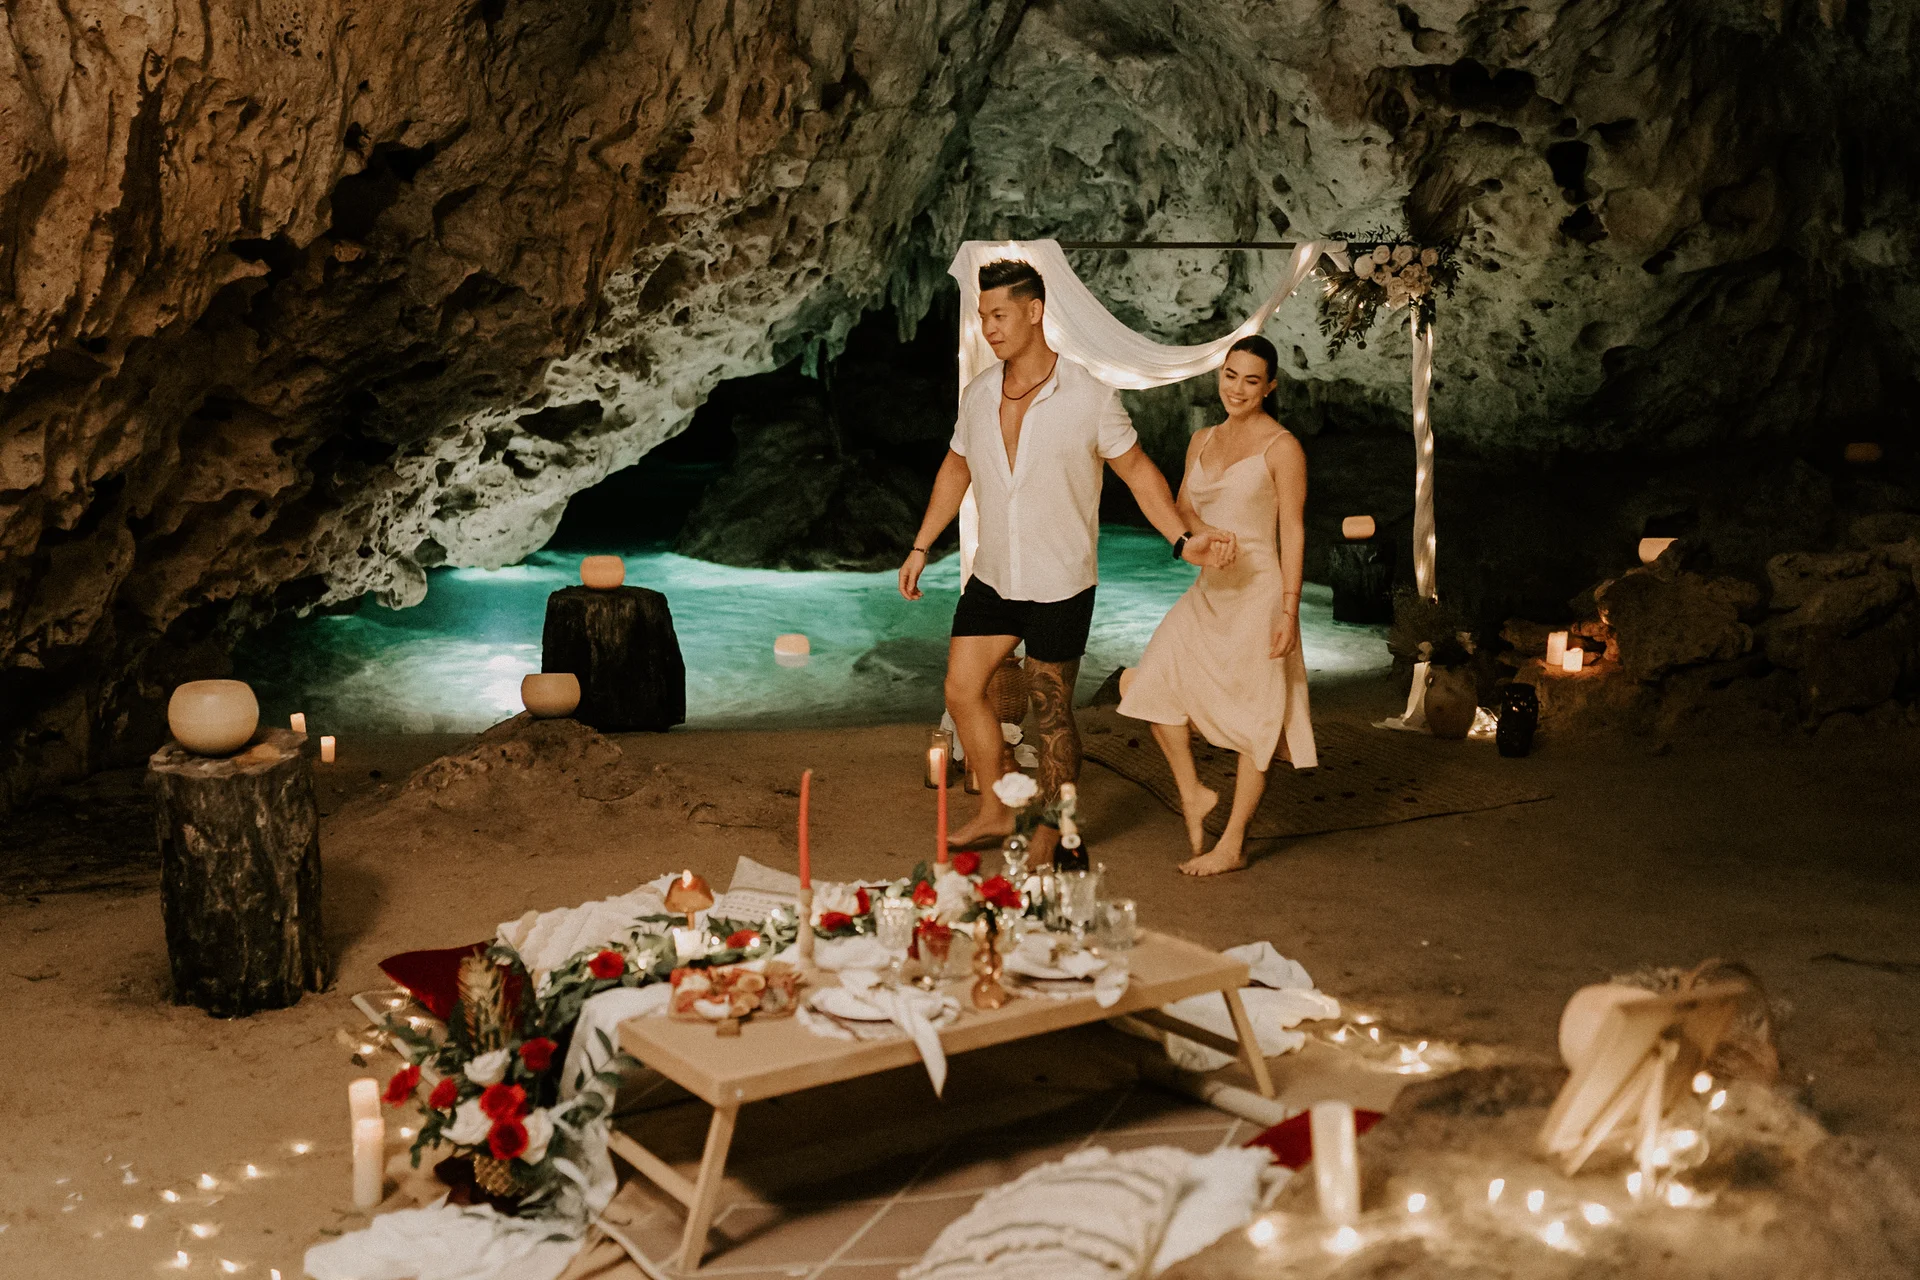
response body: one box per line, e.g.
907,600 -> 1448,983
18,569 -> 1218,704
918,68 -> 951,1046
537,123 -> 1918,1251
839,971 -> 951,1095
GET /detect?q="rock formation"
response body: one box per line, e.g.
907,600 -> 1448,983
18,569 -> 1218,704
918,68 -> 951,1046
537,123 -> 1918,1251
3,0 -> 1919,805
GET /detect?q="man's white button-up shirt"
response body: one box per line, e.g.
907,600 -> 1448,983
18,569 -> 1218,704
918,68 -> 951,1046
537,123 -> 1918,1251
951,356 -> 1139,604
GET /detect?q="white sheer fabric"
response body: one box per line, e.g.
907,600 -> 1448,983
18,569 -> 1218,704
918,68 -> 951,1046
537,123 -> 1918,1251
942,239 -> 1439,601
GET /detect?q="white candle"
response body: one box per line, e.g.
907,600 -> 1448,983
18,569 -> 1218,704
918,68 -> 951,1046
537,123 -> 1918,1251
351,1116 -> 385,1209
348,1077 -> 379,1125
671,926 -> 705,961
1310,1101 -> 1360,1225
1637,536 -> 1676,565
1562,649 -> 1583,674
1545,631 -> 1567,665
290,712 -> 307,734
320,735 -> 336,763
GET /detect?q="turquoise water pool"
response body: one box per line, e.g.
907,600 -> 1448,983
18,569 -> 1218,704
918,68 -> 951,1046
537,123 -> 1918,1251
235,528 -> 1388,733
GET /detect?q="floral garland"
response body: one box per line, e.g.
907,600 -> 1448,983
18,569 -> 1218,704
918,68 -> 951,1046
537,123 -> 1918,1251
1317,230 -> 1460,357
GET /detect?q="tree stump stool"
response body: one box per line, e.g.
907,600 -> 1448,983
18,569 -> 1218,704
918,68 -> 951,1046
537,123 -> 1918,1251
1327,541 -> 1395,624
149,729 -> 328,1016
542,585 -> 687,731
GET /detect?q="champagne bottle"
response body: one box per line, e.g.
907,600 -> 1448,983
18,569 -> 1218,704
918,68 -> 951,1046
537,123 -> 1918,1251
1052,783 -> 1090,872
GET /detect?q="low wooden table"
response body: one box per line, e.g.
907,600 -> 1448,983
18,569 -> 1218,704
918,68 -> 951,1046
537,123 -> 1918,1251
611,930 -> 1273,1271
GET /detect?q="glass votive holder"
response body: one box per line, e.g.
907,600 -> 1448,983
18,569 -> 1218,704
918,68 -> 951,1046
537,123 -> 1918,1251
926,727 -> 952,788
1096,898 -> 1138,955
1056,869 -> 1100,936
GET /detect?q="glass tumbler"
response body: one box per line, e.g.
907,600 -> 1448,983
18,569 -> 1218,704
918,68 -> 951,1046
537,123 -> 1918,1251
1096,898 -> 1137,955
874,896 -> 917,982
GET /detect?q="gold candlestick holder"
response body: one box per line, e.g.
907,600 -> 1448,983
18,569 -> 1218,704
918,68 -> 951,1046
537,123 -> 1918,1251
794,887 -> 816,970
970,913 -> 1010,1010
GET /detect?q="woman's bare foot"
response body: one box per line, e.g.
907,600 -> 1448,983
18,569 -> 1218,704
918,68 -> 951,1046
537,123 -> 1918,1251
947,811 -> 1015,850
1177,784 -> 1219,856
1179,832 -> 1247,877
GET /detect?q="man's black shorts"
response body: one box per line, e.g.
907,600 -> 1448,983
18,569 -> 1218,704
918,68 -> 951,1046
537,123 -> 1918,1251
951,577 -> 1097,663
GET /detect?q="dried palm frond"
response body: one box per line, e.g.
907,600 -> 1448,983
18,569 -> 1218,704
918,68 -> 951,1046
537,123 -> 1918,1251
455,953 -> 509,1054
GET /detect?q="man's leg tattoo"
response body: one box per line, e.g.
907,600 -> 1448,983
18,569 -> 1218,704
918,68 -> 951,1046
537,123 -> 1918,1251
1026,658 -> 1082,803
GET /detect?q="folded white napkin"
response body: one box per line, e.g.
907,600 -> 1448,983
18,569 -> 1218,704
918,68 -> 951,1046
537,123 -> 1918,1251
833,971 -> 953,1095
1154,943 -> 1339,1071
304,1202 -> 581,1280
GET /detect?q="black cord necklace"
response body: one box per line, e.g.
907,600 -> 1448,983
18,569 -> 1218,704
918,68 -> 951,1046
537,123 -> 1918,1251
1001,356 -> 1059,401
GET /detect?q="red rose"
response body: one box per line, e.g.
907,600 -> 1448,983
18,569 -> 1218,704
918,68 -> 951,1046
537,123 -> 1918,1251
977,875 -> 1022,910
952,851 -> 981,877
725,929 -> 759,949
912,880 -> 937,908
817,911 -> 853,932
488,1117 -> 529,1162
855,886 -> 871,915
588,950 -> 625,980
383,1064 -> 420,1106
518,1037 -> 556,1073
479,1082 -> 527,1121
427,1077 -> 459,1111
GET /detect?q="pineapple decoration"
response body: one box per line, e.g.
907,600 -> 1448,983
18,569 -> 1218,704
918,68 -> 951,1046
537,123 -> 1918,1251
453,951 -> 536,1199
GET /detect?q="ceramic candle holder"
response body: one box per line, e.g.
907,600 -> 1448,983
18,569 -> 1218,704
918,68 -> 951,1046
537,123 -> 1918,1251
579,555 -> 626,589
521,673 -> 581,718
167,680 -> 260,756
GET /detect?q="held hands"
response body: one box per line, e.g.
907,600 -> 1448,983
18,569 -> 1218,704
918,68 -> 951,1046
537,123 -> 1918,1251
898,548 -> 928,600
1181,527 -> 1238,568
1270,612 -> 1300,659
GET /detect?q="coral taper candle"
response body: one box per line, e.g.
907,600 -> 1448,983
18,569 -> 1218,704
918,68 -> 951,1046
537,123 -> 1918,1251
797,768 -> 811,889
934,747 -> 949,864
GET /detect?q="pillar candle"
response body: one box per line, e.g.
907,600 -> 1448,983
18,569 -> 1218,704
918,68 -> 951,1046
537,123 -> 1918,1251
348,1077 -> 379,1126
935,748 -> 949,865
1562,648 -> 1583,674
351,1116 -> 385,1210
320,735 -> 337,763
797,768 -> 811,889
1544,631 -> 1567,665
290,712 -> 307,734
1310,1101 -> 1360,1225
671,926 -> 705,961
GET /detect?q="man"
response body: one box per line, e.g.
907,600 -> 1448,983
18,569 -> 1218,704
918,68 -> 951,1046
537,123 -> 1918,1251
898,259 -> 1234,849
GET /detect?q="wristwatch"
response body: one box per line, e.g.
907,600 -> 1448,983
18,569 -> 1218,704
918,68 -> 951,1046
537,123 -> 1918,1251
1171,531 -> 1193,560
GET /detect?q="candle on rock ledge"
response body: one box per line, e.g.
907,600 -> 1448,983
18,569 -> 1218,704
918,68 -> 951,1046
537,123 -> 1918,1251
1562,648 -> 1584,674
351,1116 -> 384,1210
289,712 -> 307,734
1545,631 -> 1568,666
320,735 -> 337,763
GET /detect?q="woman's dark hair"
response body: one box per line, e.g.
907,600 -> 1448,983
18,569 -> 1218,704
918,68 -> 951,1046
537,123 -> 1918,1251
979,259 -> 1045,303
1225,334 -> 1282,416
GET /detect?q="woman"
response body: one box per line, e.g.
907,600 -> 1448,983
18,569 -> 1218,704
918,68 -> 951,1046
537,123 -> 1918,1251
1117,335 -> 1316,876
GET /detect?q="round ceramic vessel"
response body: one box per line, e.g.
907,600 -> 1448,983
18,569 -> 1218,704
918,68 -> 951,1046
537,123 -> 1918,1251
1558,983 -> 1649,1068
167,680 -> 260,755
580,555 -> 626,589
521,672 -> 581,718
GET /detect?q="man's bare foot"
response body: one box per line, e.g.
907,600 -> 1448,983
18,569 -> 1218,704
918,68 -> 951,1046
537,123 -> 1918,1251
947,811 -> 1015,850
1177,785 -> 1219,856
1179,833 -> 1246,877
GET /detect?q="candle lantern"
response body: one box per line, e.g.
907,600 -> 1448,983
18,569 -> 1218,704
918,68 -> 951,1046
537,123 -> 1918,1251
663,870 -> 715,931
579,555 -> 626,590
167,680 -> 260,756
1496,683 -> 1538,758
925,727 -> 953,789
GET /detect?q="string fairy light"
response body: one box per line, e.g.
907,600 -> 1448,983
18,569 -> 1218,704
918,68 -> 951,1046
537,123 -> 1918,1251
1487,1178 -> 1506,1203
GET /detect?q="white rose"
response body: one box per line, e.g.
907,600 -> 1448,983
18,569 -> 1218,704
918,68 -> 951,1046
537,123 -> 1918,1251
810,881 -> 864,923
933,869 -> 974,922
447,1097 -> 491,1146
521,1110 -> 555,1164
999,721 -> 1024,745
991,772 -> 1040,809
463,1048 -> 510,1087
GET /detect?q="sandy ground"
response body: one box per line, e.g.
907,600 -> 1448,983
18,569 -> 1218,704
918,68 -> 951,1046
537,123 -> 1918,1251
3,671 -> 1918,1279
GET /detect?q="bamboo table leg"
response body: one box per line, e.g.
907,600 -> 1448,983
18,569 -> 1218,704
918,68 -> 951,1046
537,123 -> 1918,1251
1221,986 -> 1276,1099
676,1103 -> 740,1272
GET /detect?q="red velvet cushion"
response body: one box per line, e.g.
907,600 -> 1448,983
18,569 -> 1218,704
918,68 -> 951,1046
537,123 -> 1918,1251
379,943 -> 487,1022
1245,1108 -> 1384,1169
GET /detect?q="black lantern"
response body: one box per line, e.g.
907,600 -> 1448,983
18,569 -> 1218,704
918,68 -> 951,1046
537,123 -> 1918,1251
1497,683 -> 1538,758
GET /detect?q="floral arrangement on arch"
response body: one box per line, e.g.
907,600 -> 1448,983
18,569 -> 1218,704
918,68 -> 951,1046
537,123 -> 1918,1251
1317,230 -> 1460,356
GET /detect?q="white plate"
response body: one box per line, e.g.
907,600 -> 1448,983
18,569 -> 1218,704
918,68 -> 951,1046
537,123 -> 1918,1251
1006,951 -> 1106,982
810,987 -> 891,1022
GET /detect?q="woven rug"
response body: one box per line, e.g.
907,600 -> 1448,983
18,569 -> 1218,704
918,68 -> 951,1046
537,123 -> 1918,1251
1080,707 -> 1549,840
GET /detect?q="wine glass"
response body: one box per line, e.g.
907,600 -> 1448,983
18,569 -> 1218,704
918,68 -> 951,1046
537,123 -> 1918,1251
874,896 -> 917,985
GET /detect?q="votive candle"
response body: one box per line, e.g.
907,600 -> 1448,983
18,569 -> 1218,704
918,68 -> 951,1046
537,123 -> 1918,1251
320,735 -> 337,763
797,768 -> 811,889
1310,1101 -> 1361,1225
1562,648 -> 1583,674
1544,631 -> 1567,665
348,1077 -> 379,1126
290,712 -> 307,734
671,926 -> 705,961
351,1116 -> 385,1210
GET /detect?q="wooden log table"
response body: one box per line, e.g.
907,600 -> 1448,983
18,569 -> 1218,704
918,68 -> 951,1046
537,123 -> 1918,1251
611,930 -> 1272,1271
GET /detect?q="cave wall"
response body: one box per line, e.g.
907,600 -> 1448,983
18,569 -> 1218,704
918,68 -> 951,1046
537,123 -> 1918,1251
4,0 -> 1919,807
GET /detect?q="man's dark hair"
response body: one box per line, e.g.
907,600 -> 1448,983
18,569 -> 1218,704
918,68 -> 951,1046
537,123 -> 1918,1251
979,259 -> 1045,304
